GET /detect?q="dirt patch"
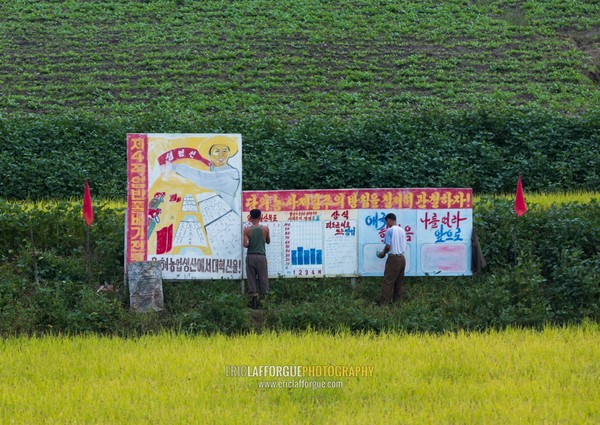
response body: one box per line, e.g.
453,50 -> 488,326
562,26 -> 600,84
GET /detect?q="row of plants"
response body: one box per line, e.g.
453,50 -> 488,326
0,196 -> 597,335
0,0 -> 598,117
1,106 -> 599,200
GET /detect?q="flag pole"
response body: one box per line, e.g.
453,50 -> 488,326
83,180 -> 94,286
86,224 -> 91,285
29,221 -> 40,285
514,173 -> 519,266
512,211 -> 518,266
513,174 -> 527,265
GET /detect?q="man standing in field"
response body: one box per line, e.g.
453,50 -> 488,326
377,213 -> 407,305
243,209 -> 270,309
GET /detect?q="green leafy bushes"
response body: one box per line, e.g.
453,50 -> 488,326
548,250 -> 600,322
0,196 -> 598,335
1,107 -> 599,199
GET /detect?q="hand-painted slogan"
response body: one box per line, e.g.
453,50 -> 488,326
243,189 -> 472,277
126,134 -> 243,279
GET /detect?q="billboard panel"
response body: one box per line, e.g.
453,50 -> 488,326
243,188 -> 472,277
126,133 -> 243,279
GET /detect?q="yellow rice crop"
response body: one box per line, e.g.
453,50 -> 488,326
475,191 -> 599,209
0,323 -> 598,424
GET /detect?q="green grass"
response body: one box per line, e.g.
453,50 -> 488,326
0,0 -> 598,120
0,324 -> 597,424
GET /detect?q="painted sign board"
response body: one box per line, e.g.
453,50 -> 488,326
242,188 -> 472,277
126,133 -> 243,280
125,136 -> 472,281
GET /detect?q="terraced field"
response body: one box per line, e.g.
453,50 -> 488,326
1,0 -> 598,120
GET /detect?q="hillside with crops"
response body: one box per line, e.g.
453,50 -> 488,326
0,0 -> 599,198
1,0 -> 599,119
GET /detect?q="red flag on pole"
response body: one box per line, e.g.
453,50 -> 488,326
83,180 -> 94,226
514,175 -> 527,216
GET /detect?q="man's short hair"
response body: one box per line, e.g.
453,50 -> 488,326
250,209 -> 261,219
385,213 -> 396,221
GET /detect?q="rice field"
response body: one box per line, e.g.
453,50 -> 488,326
0,324 -> 598,424
480,190 -> 600,209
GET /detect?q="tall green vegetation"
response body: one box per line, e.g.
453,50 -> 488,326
0,197 -> 598,335
1,107 -> 599,199
0,1 -> 598,334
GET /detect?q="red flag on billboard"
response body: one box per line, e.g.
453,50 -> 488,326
83,180 -> 94,226
156,224 -> 173,255
514,175 -> 527,216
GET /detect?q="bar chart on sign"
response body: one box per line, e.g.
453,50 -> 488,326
284,221 -> 324,277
